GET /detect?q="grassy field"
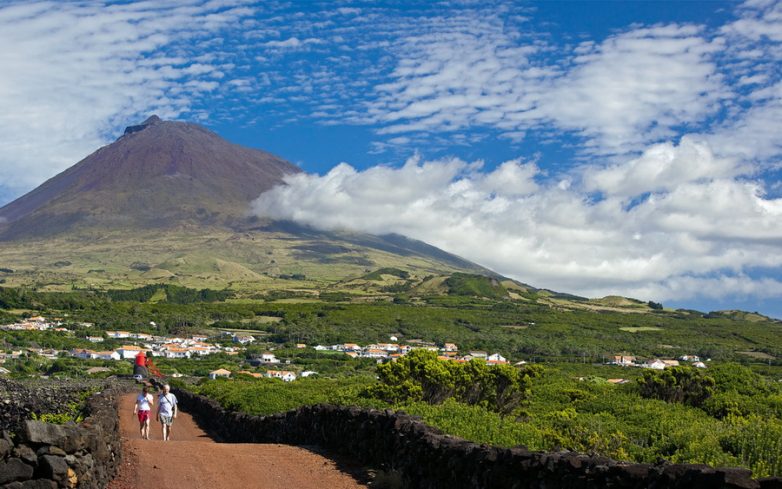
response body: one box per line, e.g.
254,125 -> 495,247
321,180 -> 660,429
619,326 -> 664,333
0,228 -> 475,291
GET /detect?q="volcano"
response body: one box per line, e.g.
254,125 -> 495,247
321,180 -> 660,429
0,117 -> 488,288
0,116 -> 299,238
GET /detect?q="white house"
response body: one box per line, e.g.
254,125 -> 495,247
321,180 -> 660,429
612,355 -> 636,366
469,351 -> 488,359
70,349 -> 94,360
362,349 -> 389,359
301,371 -> 318,378
93,351 -> 121,361
645,359 -> 666,370
266,370 -> 297,382
693,361 -> 707,369
233,334 -> 255,345
162,346 -> 191,359
106,331 -> 131,339
313,345 -> 329,351
487,353 -> 508,364
86,336 -> 104,343
115,346 -> 146,360
679,355 -> 701,362
260,352 -> 280,364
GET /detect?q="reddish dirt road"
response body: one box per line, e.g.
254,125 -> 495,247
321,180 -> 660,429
109,393 -> 368,489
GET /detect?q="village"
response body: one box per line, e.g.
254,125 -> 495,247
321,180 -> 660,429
610,353 -> 708,370
0,316 -> 515,382
1,316 -> 711,383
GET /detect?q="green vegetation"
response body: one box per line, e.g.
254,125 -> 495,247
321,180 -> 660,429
2,281 -> 782,476
190,361 -> 782,477
192,375 -> 383,415
366,349 -> 541,415
638,366 -> 715,407
362,268 -> 410,281
444,273 -> 507,299
30,388 -> 98,424
106,284 -> 233,304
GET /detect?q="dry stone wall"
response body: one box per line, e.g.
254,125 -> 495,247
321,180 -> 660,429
0,381 -> 124,489
175,387 -> 782,489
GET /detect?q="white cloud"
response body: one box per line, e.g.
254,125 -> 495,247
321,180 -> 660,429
263,37 -> 322,49
708,0 -> 782,163
252,138 -> 782,303
722,0 -> 782,42
356,16 -> 726,157
536,25 -> 726,155
364,14 -> 547,136
0,1 -> 253,196
582,137 -> 744,197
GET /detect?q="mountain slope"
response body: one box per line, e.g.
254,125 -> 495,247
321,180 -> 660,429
0,116 -> 491,288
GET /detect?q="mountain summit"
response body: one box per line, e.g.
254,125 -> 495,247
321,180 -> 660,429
0,116 -> 300,238
0,117 -> 488,288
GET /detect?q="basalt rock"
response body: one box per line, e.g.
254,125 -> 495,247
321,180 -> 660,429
0,380 -> 127,489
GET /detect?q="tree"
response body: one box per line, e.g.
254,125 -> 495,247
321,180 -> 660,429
368,349 -> 541,415
637,366 -> 715,407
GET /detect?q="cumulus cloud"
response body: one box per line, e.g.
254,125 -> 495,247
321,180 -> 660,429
582,137 -> 744,197
536,25 -> 725,155
253,139 -> 782,303
0,0 -> 253,198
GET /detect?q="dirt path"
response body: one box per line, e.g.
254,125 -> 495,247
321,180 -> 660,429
109,392 -> 368,489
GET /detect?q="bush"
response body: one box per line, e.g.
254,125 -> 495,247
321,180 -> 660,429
637,367 -> 715,407
367,350 -> 541,415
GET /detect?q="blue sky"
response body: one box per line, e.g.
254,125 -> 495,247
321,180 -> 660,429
1,0 -> 782,317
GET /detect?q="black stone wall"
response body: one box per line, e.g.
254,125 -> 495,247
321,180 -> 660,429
0,385 -> 124,489
175,387 -> 782,489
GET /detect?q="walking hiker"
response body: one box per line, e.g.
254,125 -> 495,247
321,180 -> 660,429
133,386 -> 154,440
157,384 -> 178,441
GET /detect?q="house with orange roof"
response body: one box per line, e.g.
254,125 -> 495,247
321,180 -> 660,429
187,346 -> 212,356
362,349 -> 388,359
70,348 -> 96,360
209,368 -> 232,379
162,345 -> 191,359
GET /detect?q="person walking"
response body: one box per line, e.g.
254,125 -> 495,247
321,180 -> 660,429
156,384 -> 178,441
133,386 -> 154,440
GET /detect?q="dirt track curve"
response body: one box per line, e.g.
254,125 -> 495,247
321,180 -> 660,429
109,392 -> 368,489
